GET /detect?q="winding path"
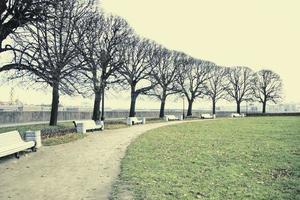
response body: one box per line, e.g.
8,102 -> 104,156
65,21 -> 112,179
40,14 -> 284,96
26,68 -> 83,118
0,120 -> 189,200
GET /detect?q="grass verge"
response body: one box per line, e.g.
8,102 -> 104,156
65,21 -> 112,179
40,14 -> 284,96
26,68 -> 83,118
42,133 -> 87,146
111,117 -> 300,200
0,122 -> 78,146
0,122 -> 74,134
0,117 -> 200,146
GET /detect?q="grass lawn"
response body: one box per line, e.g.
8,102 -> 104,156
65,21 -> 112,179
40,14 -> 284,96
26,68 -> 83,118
42,118 -> 165,145
0,122 -> 77,146
0,118 -> 166,145
0,122 -> 74,134
0,118 -> 166,133
105,118 -> 165,130
42,133 -> 87,146
112,117 -> 300,200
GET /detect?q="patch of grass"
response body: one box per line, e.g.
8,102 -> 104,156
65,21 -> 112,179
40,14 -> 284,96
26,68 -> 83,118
0,122 -> 74,135
0,118 -> 170,133
0,122 -> 83,146
42,133 -> 87,146
105,118 -> 166,130
112,117 -> 300,200
146,118 -> 165,123
105,123 -> 128,130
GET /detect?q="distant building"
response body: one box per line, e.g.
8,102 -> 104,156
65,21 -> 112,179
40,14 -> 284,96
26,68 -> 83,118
0,101 -> 23,112
267,103 -> 298,113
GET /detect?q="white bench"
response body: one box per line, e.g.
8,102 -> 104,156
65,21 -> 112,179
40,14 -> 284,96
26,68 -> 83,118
200,114 -> 215,119
73,120 -> 104,133
164,115 -> 181,121
127,117 -> 145,126
0,131 -> 36,159
231,113 -> 245,118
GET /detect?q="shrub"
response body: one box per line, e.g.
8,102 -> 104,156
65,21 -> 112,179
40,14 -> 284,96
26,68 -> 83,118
41,127 -> 77,139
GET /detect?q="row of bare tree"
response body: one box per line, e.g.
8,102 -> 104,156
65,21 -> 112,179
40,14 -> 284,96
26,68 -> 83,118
0,0 -> 283,126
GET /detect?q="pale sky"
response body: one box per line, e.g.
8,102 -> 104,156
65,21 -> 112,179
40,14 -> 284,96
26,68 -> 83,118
0,0 -> 299,109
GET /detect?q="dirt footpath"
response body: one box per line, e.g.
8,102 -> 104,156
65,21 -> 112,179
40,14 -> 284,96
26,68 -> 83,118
0,121 -> 187,200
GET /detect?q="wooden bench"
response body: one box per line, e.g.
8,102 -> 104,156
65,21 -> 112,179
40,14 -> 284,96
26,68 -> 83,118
200,114 -> 214,119
73,120 -> 104,133
127,117 -> 145,126
164,115 -> 181,121
231,113 -> 245,118
0,131 -> 36,159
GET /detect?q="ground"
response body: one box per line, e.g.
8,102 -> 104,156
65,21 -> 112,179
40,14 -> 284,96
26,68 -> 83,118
111,117 -> 300,200
0,117 -> 299,200
0,120 -> 185,200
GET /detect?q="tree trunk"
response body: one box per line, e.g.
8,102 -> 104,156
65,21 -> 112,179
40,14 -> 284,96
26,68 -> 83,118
236,101 -> 241,114
262,101 -> 267,113
129,95 -> 137,117
159,97 -> 166,118
49,83 -> 59,126
212,99 -> 216,115
187,99 -> 194,116
101,87 -> 105,121
129,86 -> 138,117
92,88 -> 102,121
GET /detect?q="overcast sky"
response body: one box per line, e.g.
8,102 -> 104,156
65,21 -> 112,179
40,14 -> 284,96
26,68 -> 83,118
0,0 -> 299,109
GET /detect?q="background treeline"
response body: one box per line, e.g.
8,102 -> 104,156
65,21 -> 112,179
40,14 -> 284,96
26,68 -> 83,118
0,0 -> 283,125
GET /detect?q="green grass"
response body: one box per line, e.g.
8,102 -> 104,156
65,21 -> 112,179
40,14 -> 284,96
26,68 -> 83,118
0,122 -> 74,134
105,123 -> 128,130
42,133 -> 87,146
0,122 -> 79,146
0,118 -> 167,146
105,118 -> 166,130
112,117 -> 300,200
0,118 -> 166,133
0,119 -> 167,146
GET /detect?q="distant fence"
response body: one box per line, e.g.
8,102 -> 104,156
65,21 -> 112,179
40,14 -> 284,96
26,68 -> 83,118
0,110 -> 183,124
1,110 -> 297,125
0,110 -> 234,125
0,111 -> 92,124
246,112 -> 300,117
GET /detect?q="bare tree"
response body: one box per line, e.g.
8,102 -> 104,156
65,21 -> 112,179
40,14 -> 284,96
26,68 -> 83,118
252,69 -> 283,113
0,0 -> 56,64
117,37 -> 156,117
176,56 -> 213,116
205,65 -> 227,114
75,12 -> 133,120
147,48 -> 180,118
1,0 -> 92,125
226,66 -> 254,114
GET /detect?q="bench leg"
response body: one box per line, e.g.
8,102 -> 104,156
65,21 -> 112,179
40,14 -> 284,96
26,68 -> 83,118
31,146 -> 37,152
15,152 -> 20,159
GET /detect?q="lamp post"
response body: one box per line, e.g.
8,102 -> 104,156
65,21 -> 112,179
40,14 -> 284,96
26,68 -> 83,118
181,93 -> 185,119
